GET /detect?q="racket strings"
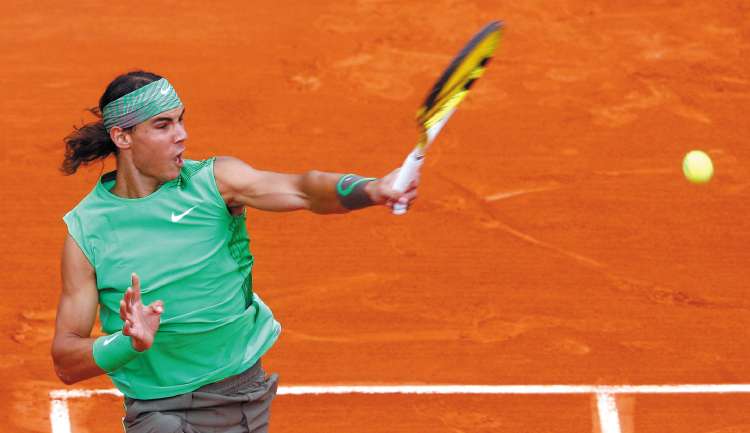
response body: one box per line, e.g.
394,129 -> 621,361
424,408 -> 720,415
419,58 -> 491,124
410,21 -> 503,157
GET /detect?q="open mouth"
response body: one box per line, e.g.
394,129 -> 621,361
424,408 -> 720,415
176,153 -> 184,167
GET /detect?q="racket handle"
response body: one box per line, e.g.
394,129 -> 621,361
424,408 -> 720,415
392,149 -> 424,215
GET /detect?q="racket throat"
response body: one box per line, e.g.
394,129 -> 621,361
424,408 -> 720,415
425,107 -> 457,144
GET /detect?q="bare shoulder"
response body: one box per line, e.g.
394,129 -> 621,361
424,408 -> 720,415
213,156 -> 260,206
214,155 -> 253,177
62,234 -> 95,283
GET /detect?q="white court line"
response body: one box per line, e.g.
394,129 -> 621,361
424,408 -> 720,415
50,384 -> 750,433
276,384 -> 750,395
49,399 -> 71,433
49,384 -> 750,399
596,393 -> 622,433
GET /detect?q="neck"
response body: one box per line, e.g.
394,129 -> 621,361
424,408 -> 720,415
110,155 -> 162,199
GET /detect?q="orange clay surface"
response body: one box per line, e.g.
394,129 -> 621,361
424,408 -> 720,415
2,1 -> 750,432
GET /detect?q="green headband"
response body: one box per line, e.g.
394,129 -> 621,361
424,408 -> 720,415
102,78 -> 183,132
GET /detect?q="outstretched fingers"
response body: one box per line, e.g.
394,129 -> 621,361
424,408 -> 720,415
118,273 -> 163,350
119,296 -> 127,321
120,273 -> 141,337
130,273 -> 142,305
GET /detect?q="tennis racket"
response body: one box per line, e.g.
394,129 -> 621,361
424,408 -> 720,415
392,21 -> 503,215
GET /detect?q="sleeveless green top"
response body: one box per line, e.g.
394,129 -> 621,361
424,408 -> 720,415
63,158 -> 280,400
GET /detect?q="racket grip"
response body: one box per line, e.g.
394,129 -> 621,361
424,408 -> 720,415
392,149 -> 424,215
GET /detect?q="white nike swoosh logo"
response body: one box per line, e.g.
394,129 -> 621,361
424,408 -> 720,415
103,334 -> 118,346
160,87 -> 169,95
171,205 -> 198,222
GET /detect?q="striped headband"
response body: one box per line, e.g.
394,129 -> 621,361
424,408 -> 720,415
102,78 -> 183,132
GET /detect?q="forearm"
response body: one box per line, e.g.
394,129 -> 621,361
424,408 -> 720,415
51,334 -> 105,384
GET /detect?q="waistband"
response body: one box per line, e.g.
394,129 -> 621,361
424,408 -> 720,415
195,359 -> 263,395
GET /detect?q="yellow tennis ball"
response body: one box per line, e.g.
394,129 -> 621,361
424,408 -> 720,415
682,150 -> 714,184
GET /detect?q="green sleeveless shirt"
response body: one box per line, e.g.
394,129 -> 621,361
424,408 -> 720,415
63,158 -> 281,400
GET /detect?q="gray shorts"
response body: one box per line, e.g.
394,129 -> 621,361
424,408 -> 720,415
123,361 -> 279,433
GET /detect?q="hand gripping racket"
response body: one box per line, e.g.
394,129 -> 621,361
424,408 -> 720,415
392,21 -> 503,215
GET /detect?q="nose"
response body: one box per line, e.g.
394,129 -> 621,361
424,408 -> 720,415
175,122 -> 188,143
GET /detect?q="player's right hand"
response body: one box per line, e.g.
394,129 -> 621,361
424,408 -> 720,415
367,167 -> 419,210
119,273 -> 163,352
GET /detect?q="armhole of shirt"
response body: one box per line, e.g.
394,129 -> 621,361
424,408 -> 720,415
206,157 -> 225,206
207,157 -> 243,218
62,211 -> 96,268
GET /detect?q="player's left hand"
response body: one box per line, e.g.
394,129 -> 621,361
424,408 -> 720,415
120,273 -> 164,352
366,168 -> 419,210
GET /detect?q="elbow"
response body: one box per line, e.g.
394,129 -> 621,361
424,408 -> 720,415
299,170 -> 325,212
51,344 -> 79,385
53,358 -> 82,385
55,367 -> 77,385
52,360 -> 76,385
301,169 -> 324,190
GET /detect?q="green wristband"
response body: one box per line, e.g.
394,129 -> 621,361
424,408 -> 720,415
92,331 -> 142,372
336,174 -> 376,210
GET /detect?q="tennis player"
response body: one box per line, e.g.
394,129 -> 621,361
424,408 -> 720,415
51,70 -> 417,433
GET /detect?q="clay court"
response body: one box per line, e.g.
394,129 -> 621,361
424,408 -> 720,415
2,1 -> 750,432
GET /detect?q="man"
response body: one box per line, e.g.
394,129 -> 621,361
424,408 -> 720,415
52,71 -> 417,432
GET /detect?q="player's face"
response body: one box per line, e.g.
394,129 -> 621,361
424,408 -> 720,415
129,106 -> 188,182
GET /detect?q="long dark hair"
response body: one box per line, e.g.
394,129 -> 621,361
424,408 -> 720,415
61,71 -> 163,175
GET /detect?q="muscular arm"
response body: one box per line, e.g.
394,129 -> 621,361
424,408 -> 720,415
51,236 -> 163,384
51,234 -> 104,384
214,156 -> 415,213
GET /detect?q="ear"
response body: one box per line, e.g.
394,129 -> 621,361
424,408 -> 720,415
109,126 -> 133,150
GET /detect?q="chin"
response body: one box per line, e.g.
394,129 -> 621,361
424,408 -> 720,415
161,166 -> 181,183
167,169 -> 181,181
